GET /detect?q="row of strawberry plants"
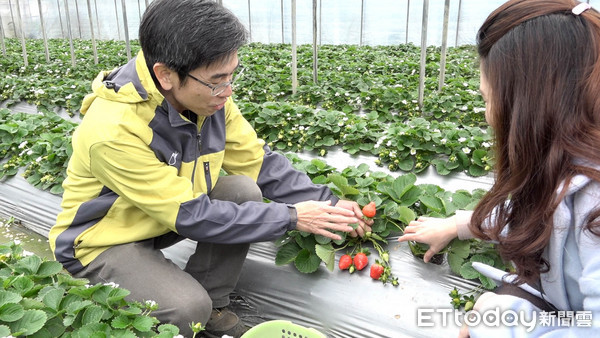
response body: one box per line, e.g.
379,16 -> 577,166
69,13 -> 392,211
0,106 -> 503,293
0,39 -> 491,177
280,154 -> 506,291
0,241 -> 203,337
1,39 -> 484,120
240,101 -> 493,175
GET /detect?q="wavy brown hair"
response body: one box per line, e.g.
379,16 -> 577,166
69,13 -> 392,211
472,0 -> 600,285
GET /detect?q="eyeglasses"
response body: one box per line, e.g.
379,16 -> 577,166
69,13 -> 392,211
187,67 -> 245,96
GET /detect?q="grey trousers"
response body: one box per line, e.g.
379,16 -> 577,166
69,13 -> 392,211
73,175 -> 263,337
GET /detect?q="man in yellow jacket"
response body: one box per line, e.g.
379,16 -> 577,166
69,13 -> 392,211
48,0 -> 371,337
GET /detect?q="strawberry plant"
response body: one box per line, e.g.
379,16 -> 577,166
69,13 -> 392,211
0,241 -> 201,337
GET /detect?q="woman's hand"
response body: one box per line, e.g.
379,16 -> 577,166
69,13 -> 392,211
293,200 -> 360,241
397,216 -> 458,263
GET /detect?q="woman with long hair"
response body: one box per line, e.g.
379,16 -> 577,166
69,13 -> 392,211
399,0 -> 600,335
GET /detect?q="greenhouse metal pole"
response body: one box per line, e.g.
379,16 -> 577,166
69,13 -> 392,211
9,0 -> 17,37
56,0 -> 65,38
138,0 -> 142,20
247,0 -> 252,40
121,0 -> 131,59
418,0 -> 429,108
455,0 -> 462,46
114,0 -> 121,40
312,0 -> 318,84
74,0 -> 82,39
37,0 -> 50,62
319,0 -> 322,45
359,0 -> 364,46
438,0 -> 450,92
87,0 -> 98,64
63,0 -> 76,67
405,0 -> 410,44
281,0 -> 284,43
15,0 -> 27,67
0,14 -> 5,56
94,0 -> 100,37
291,0 -> 297,94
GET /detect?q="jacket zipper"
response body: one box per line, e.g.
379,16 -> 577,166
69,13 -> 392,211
196,131 -> 212,193
203,161 -> 212,193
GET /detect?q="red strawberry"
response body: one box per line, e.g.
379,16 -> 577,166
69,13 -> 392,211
338,254 -> 353,270
370,263 -> 384,280
362,201 -> 376,218
353,252 -> 369,271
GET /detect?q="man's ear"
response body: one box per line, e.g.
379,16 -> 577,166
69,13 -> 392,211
153,63 -> 176,91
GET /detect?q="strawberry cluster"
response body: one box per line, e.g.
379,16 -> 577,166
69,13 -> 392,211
337,202 -> 399,286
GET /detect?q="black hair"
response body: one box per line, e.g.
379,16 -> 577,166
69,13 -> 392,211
139,0 -> 248,84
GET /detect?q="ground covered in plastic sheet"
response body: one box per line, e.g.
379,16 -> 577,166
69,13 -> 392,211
0,218 -> 52,260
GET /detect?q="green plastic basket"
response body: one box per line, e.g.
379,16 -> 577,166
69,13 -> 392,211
241,320 -> 327,338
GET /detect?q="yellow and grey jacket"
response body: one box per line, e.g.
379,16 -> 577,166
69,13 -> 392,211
49,51 -> 337,274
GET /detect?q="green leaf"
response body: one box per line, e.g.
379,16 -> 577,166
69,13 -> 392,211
107,288 -> 130,306
294,249 -> 321,273
0,303 -> 24,322
131,315 -> 156,332
42,287 -> 65,311
393,173 -> 417,196
10,276 -> 35,294
36,261 -> 64,277
74,323 -> 111,337
459,261 -> 480,280
469,253 -> 495,266
400,186 -> 423,206
0,325 -> 10,337
314,234 -> 332,245
449,239 -> 471,259
315,244 -> 335,272
397,206 -> 416,225
468,164 -> 487,177
479,275 -> 498,290
57,273 -> 89,287
8,309 -> 47,336
327,173 -> 349,190
419,195 -> 444,213
68,283 -> 102,299
447,252 -> 466,275
82,305 -> 104,325
450,191 -> 472,209
32,316 -> 66,338
157,323 -> 180,335
275,241 -> 302,266
0,290 -> 22,306
111,315 -> 132,329
13,255 -> 42,275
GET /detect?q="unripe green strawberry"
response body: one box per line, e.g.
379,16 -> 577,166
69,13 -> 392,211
338,254 -> 352,270
353,252 -> 368,271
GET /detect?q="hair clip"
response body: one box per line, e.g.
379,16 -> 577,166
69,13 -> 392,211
572,2 -> 592,15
